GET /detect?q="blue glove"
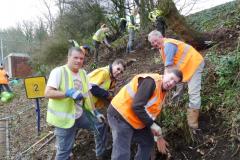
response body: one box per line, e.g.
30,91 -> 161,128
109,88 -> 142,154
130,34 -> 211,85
65,88 -> 83,100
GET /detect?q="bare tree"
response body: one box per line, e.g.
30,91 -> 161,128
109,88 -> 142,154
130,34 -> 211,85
174,0 -> 198,15
41,0 -> 55,36
21,21 -> 34,43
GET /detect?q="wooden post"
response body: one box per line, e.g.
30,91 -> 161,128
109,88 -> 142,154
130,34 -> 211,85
0,120 -> 6,158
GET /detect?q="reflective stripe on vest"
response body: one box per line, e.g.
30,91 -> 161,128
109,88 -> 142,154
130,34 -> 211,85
126,84 -> 159,120
125,84 -> 135,97
48,108 -> 75,120
111,73 -> 166,129
161,38 -> 203,82
176,44 -> 191,68
63,67 -> 69,90
47,66 -> 92,128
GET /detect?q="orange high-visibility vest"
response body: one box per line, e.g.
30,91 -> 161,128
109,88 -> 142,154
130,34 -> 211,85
160,38 -> 203,82
0,70 -> 8,84
111,73 -> 166,129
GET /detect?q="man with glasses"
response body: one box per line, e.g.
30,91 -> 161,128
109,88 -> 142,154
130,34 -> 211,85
148,30 -> 205,132
107,69 -> 183,160
88,58 -> 126,159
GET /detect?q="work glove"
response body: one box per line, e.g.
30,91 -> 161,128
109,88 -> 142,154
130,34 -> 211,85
172,83 -> 184,102
93,109 -> 105,123
65,88 -> 83,101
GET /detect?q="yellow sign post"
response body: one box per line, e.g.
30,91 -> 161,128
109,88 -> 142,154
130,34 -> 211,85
24,76 -> 46,135
24,76 -> 46,99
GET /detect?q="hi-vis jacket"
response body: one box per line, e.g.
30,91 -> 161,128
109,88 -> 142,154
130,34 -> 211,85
127,14 -> 140,31
160,38 -> 204,82
148,9 -> 163,22
92,28 -> 107,43
88,66 -> 115,108
47,65 -> 93,129
111,73 -> 166,129
0,69 -> 8,84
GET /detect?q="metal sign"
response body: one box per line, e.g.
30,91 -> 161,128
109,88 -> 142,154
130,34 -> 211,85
24,76 -> 46,99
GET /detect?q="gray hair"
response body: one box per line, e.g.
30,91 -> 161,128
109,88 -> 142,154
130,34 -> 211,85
68,47 -> 84,56
148,30 -> 163,42
112,59 -> 126,70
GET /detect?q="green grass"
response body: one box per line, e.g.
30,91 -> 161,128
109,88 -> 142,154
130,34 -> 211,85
187,1 -> 239,31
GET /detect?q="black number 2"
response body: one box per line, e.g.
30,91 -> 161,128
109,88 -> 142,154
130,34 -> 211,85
34,84 -> 39,92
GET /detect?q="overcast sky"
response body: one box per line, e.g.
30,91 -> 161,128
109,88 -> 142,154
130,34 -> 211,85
0,0 -> 235,30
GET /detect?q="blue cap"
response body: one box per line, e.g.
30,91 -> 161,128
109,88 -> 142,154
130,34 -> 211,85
83,45 -> 91,51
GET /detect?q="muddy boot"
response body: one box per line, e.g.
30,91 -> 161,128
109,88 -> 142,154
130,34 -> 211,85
187,108 -> 199,129
191,128 -> 204,144
187,108 -> 203,144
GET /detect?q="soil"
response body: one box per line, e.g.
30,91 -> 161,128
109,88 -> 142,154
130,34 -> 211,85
0,27 -> 240,160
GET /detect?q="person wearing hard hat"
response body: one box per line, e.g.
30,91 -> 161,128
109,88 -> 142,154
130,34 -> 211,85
107,69 -> 183,159
92,25 -> 111,66
148,30 -> 205,132
148,9 -> 167,36
0,65 -> 12,93
126,8 -> 140,54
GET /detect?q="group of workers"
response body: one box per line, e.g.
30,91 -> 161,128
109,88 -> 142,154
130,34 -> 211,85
91,8 -> 167,67
45,7 -> 205,160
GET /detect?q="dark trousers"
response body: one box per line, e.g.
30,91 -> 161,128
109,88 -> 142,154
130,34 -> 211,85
156,17 -> 167,36
0,84 -> 12,93
93,40 -> 101,65
107,105 -> 154,160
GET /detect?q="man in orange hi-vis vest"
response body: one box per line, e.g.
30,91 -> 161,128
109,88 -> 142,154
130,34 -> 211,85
148,30 -> 205,131
0,65 -> 12,93
107,69 -> 183,160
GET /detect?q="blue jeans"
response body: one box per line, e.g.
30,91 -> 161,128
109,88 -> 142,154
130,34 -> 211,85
0,84 -> 12,92
126,28 -> 135,53
107,105 -> 154,160
54,111 -> 107,160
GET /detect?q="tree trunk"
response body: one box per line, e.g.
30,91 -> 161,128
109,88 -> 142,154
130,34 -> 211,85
139,0 -> 150,29
158,0 -> 208,49
149,0 -> 155,9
